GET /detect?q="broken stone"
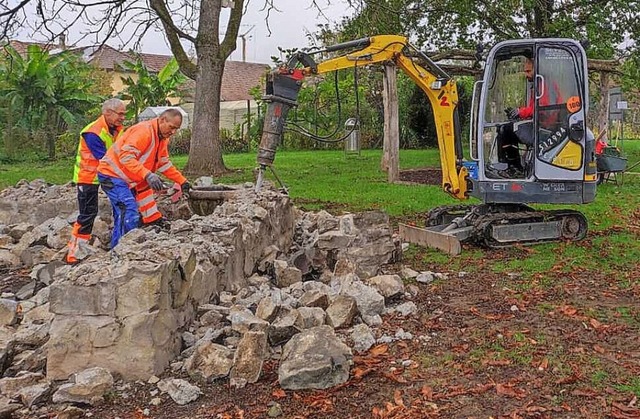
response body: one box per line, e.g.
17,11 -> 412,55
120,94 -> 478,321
199,310 -> 223,327
298,290 -> 329,309
157,378 -> 201,405
52,367 -> 114,406
268,307 -> 300,346
400,266 -> 419,279
184,342 -> 234,382
229,308 -> 269,334
17,381 -> 51,408
230,331 -> 268,385
52,405 -> 85,419
278,326 -> 353,390
15,281 -> 37,300
22,302 -> 53,324
0,372 -> 45,397
351,324 -> 375,353
0,397 -> 21,417
6,347 -> 47,376
416,272 -> 435,284
13,322 -> 49,348
255,297 -> 279,322
0,235 -> 13,247
362,314 -> 383,327
325,295 -> 357,329
294,307 -> 325,330
273,260 -> 302,288
394,301 -> 418,317
340,276 -> 385,317
0,299 -> 19,326
365,274 -> 404,300
0,249 -> 21,269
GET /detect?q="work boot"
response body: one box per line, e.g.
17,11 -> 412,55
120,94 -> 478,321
143,217 -> 171,232
66,229 -> 92,265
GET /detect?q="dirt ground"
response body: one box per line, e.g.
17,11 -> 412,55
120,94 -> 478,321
5,168 -> 640,418
399,168 -> 442,186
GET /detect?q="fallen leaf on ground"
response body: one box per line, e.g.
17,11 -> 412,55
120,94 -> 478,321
272,388 -> 286,399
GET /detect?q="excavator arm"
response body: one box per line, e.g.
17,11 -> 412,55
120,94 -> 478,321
256,35 -> 469,200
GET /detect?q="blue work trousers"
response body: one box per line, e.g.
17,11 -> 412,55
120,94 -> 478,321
98,174 -> 140,248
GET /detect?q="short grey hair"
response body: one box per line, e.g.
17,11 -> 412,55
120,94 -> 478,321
160,108 -> 183,120
102,98 -> 125,113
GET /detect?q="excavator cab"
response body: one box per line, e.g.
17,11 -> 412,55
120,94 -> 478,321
469,39 -> 597,205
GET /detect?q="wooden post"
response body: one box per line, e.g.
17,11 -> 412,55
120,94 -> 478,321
597,72 -> 610,140
382,64 -> 400,182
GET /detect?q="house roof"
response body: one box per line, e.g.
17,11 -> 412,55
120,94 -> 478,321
220,61 -> 270,101
6,39 -> 270,102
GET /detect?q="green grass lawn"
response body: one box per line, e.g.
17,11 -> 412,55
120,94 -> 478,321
2,142 -> 639,280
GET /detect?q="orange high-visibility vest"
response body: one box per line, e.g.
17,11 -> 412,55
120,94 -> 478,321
73,116 -> 122,184
97,118 -> 186,188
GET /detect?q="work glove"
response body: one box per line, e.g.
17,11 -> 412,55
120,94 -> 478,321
146,172 -> 164,192
505,107 -> 520,121
181,181 -> 191,194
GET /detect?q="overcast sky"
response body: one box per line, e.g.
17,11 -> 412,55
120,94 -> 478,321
135,0 -> 351,64
13,0 -> 351,64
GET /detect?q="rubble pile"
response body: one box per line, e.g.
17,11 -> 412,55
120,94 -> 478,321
0,178 -> 447,416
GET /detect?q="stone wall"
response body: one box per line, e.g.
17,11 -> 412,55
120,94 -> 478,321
46,187 -> 296,380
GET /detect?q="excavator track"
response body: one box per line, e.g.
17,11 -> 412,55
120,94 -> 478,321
473,209 -> 588,248
414,204 -> 589,253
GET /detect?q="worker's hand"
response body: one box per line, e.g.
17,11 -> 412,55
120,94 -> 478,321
505,108 -> 520,121
181,181 -> 191,194
146,173 -> 164,192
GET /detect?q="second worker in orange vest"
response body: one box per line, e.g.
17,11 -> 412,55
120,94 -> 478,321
66,98 -> 126,264
97,108 -> 190,248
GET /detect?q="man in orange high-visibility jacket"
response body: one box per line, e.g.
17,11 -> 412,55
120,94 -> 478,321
97,108 -> 190,248
66,98 -> 126,264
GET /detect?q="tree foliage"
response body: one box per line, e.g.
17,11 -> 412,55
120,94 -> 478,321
0,44 -> 104,160
119,56 -> 187,122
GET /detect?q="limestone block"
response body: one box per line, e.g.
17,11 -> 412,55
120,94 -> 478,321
325,295 -> 357,329
0,299 -> 18,326
49,283 -> 116,316
0,372 -> 45,397
278,326 -> 353,390
295,307 -> 326,330
365,274 -> 405,300
185,342 -> 234,382
52,367 -> 114,405
230,331 -> 267,385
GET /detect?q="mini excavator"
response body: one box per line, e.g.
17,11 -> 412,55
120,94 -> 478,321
255,35 -> 597,254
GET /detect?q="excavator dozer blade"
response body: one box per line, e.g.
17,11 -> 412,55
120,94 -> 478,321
399,223 -> 462,256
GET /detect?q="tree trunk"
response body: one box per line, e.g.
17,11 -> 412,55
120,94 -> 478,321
47,112 -> 56,160
183,55 -> 227,176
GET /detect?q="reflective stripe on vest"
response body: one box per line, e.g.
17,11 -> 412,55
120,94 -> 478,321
136,188 -> 162,223
73,116 -> 120,184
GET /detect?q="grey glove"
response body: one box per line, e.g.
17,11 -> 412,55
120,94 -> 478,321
145,173 -> 164,191
505,107 -> 520,121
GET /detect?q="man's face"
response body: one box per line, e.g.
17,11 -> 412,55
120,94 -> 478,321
158,115 -> 182,139
104,104 -> 126,128
523,59 -> 534,82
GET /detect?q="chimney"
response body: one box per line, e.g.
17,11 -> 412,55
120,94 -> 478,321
58,34 -> 66,50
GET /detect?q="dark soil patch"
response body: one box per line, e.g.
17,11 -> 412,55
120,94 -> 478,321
399,168 -> 442,185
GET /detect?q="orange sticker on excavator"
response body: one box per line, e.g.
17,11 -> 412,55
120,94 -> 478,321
567,96 -> 581,113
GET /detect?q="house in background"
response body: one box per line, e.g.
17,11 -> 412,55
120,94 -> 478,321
7,39 -> 270,133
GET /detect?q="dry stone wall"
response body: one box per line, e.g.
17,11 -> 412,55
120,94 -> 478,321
0,178 -> 430,415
